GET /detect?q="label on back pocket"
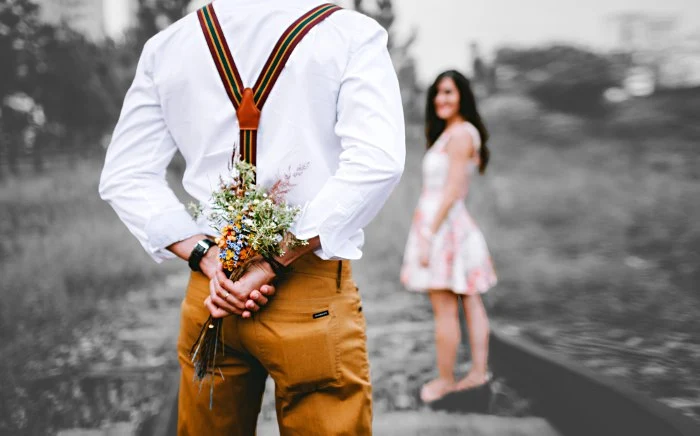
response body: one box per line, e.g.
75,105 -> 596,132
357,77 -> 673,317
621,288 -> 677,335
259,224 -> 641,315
312,310 -> 330,319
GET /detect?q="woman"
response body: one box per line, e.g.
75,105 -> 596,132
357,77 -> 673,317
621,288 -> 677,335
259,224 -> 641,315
401,70 -> 497,403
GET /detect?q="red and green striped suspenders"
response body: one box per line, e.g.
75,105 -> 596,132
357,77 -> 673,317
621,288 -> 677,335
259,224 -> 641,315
197,3 -> 342,173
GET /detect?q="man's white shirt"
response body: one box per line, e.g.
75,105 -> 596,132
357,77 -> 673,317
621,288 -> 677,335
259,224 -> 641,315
99,0 -> 405,262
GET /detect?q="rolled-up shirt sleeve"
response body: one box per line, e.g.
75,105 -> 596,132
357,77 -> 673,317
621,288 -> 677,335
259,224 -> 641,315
291,21 -> 406,260
99,38 -> 200,263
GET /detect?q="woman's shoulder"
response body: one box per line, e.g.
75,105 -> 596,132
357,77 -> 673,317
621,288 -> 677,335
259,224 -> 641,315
444,122 -> 479,150
437,127 -> 471,160
434,121 -> 480,153
459,122 -> 482,149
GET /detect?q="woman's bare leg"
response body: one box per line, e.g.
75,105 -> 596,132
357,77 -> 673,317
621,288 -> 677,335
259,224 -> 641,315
421,289 -> 460,401
456,292 -> 490,389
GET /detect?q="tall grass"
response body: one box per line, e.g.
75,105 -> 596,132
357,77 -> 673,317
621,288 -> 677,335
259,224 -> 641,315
0,158 -> 193,432
0,161 -> 185,341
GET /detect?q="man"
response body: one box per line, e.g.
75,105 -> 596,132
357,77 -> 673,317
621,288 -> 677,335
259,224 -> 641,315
99,0 -> 404,434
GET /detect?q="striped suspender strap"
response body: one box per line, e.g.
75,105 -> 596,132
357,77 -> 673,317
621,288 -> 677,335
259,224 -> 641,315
197,3 -> 342,172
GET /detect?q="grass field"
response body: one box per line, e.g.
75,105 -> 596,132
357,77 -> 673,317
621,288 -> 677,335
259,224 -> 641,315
0,161 -> 185,340
0,159 -> 187,432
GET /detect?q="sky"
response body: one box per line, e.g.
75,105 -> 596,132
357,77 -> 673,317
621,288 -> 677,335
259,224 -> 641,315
105,0 -> 700,84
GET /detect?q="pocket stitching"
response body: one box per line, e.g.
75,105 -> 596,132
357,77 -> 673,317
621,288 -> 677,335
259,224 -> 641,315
274,306 -> 341,392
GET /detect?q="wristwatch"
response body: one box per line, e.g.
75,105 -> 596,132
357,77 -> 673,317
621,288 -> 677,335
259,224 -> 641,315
188,239 -> 216,272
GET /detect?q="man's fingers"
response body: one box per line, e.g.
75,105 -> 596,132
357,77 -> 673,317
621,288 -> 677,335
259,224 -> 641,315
205,297 -> 230,319
245,299 -> 260,312
241,310 -> 252,319
208,288 -> 241,315
211,295 -> 243,314
210,277 -> 244,313
249,290 -> 269,306
260,284 -> 276,297
215,270 -> 234,291
216,270 -> 249,300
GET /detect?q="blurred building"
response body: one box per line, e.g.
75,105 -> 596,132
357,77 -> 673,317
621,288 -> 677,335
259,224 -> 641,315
609,12 -> 677,54
659,32 -> 700,88
33,0 -> 138,41
607,12 -> 700,89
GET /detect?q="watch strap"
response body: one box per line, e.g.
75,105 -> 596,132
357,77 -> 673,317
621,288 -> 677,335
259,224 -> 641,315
188,239 -> 216,272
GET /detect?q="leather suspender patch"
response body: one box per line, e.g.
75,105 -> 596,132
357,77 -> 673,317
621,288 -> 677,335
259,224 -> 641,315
197,3 -> 342,171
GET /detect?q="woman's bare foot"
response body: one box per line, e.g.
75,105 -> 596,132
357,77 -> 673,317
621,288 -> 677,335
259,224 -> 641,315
454,371 -> 490,391
420,377 -> 456,403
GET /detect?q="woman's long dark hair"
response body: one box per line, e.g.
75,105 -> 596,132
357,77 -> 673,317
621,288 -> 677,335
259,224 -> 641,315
425,70 -> 490,174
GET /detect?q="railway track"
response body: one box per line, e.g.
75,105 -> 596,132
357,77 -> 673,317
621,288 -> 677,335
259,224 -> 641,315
490,328 -> 700,436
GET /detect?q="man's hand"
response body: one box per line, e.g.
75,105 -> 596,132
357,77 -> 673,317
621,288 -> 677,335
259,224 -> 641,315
205,259 -> 277,319
199,244 -> 222,280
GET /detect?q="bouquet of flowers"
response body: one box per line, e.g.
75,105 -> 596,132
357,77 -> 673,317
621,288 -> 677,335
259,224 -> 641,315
188,159 -> 307,406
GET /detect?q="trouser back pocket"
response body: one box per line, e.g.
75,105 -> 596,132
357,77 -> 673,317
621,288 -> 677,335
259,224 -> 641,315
258,304 -> 340,393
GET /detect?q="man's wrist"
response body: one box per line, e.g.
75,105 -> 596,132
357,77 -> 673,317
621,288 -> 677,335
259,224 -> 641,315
188,238 -> 216,272
199,244 -> 219,269
263,255 -> 291,278
256,258 -> 276,280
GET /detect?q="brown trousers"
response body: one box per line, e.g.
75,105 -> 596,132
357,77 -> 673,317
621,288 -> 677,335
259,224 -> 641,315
177,253 -> 372,435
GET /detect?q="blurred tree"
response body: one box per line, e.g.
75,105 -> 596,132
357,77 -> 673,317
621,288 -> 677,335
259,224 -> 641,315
353,0 -> 423,122
0,0 -> 147,176
0,0 -> 48,176
496,45 -> 616,117
36,27 -> 117,159
134,0 -> 192,47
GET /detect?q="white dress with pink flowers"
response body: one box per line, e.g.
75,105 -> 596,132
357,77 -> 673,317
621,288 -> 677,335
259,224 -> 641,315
400,122 -> 497,294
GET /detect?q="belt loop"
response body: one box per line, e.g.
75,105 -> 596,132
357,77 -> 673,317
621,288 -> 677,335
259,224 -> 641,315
336,261 -> 342,291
